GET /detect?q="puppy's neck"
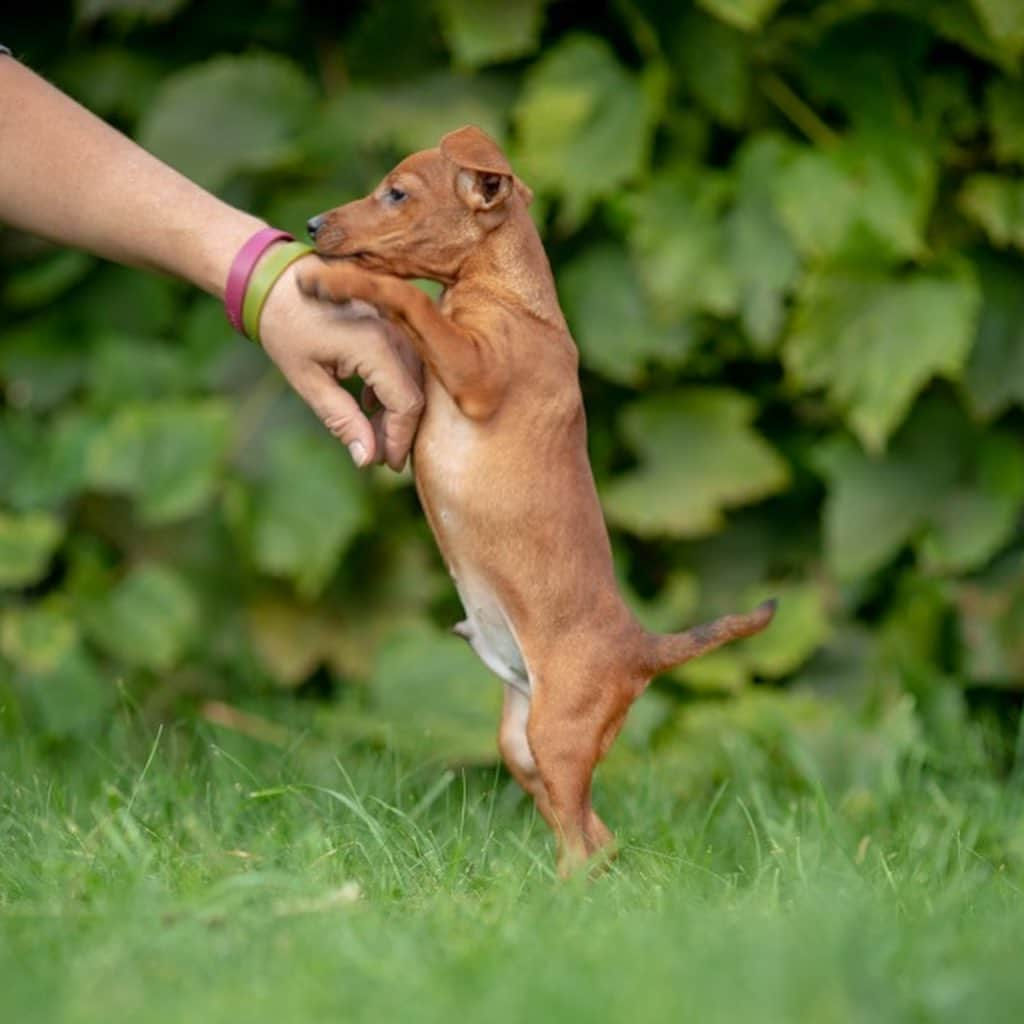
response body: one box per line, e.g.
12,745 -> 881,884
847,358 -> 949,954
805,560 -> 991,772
452,205 -> 567,331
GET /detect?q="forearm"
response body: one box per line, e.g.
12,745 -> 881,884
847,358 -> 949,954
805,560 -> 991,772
0,56 -> 263,298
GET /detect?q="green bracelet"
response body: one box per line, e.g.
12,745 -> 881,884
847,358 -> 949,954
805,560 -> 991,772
241,240 -> 314,343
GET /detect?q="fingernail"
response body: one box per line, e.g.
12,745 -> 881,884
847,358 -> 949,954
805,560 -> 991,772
348,441 -> 368,468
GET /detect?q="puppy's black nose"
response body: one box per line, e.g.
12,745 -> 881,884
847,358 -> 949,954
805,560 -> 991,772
306,215 -> 325,240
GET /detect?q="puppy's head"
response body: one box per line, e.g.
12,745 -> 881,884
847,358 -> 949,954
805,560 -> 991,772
306,125 -> 532,283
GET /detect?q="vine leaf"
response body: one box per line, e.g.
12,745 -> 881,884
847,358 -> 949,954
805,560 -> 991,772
624,167 -> 738,322
959,175 -> 1024,251
0,512 -> 63,589
602,390 -> 789,538
514,34 -> 662,228
784,263 -> 980,452
559,244 -> 693,385
85,399 -> 232,524
962,251 -> 1024,420
85,564 -> 200,671
696,0 -> 782,32
435,0 -> 546,68
139,55 -> 315,191
244,429 -> 370,600
815,396 -> 1024,580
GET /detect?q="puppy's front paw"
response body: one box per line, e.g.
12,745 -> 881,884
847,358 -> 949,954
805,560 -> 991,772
296,265 -> 342,303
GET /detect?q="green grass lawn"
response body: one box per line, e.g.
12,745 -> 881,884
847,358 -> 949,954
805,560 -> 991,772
3,699 -> 1024,1023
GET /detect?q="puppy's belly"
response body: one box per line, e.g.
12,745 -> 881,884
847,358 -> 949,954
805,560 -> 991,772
414,384 -> 530,694
451,570 -> 530,696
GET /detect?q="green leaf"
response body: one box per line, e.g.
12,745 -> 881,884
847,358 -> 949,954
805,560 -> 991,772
673,10 -> 751,127
86,334 -> 192,406
2,601 -> 113,737
55,48 -> 162,123
0,315 -> 90,412
602,390 -> 790,538
363,622 -> 502,764
558,245 -> 693,385
0,512 -> 63,589
514,35 -> 662,228
672,581 -> 830,690
70,266 -> 178,337
304,72 -> 513,165
3,411 -> 101,512
74,0 -> 187,24
622,571 -> 700,635
815,396 -> 1024,580
918,432 -> 1024,573
247,596 -> 349,687
672,648 -> 750,694
954,553 -> 1024,685
959,175 -> 1024,251
726,135 -> 800,350
889,0 -> 1006,69
342,0 -> 447,83
624,167 -> 738,321
248,429 -> 370,599
738,582 -> 831,679
85,399 -> 232,524
86,564 -> 199,671
436,0 -> 546,68
962,251 -> 1024,420
138,55 -> 315,191
2,252 -> 95,311
784,263 -> 980,452
969,0 -> 1024,59
1,601 -> 79,675
696,0 -> 782,32
816,438 -> 937,583
774,132 -> 936,265
986,79 -> 1024,165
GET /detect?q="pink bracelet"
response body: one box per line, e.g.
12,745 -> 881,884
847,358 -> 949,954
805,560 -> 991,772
224,227 -> 294,333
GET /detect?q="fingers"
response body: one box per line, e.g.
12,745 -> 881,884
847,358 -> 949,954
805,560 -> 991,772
289,364 -> 377,467
262,261 -> 424,470
355,348 -> 423,471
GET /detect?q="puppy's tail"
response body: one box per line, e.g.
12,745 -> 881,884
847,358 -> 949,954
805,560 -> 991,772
640,600 -> 776,677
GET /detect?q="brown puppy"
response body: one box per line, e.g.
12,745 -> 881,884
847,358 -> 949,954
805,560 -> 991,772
299,126 -> 774,874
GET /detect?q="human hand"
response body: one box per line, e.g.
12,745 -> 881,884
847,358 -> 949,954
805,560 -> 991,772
258,255 -> 424,470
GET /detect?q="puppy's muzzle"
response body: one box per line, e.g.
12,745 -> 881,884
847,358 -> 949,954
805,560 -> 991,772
306,214 -> 325,241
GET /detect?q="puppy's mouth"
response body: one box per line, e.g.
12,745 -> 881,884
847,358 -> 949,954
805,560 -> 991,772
317,248 -> 372,265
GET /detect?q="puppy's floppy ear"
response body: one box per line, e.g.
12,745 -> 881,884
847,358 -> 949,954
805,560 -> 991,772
441,125 -> 520,213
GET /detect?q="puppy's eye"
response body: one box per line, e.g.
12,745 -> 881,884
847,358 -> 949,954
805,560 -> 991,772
386,187 -> 407,203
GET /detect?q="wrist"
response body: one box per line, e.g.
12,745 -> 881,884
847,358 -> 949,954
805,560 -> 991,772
192,206 -> 267,299
239,239 -> 312,341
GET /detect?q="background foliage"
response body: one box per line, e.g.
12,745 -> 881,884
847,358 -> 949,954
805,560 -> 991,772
2,0 -> 1024,772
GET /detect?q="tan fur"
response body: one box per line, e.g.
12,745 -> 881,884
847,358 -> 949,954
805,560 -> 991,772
299,126 -> 775,874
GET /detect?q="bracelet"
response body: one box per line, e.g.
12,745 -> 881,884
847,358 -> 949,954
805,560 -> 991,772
223,226 -> 293,333
241,240 -> 314,343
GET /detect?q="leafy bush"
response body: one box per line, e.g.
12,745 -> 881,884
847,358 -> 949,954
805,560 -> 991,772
2,0 -> 1023,760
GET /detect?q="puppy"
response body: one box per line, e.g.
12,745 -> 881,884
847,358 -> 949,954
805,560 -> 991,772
300,126 -> 774,872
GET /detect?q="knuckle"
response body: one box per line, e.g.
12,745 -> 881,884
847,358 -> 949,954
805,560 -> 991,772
402,392 -> 425,417
321,412 -> 355,439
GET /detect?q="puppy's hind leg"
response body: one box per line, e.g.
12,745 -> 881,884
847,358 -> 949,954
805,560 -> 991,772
498,685 -> 552,821
526,665 -> 629,876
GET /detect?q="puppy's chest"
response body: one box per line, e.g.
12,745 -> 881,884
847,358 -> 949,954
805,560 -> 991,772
413,378 -> 477,499
413,377 -> 530,694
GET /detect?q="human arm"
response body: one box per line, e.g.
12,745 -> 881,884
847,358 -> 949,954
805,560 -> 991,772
0,55 -> 422,468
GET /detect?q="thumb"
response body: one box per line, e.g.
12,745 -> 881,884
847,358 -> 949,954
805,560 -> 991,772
290,364 -> 377,467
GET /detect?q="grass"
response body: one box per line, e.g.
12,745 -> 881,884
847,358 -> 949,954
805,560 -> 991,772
3,698 -> 1024,1023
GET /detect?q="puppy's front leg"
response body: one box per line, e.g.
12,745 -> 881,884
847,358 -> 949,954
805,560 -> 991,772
298,262 -> 505,420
